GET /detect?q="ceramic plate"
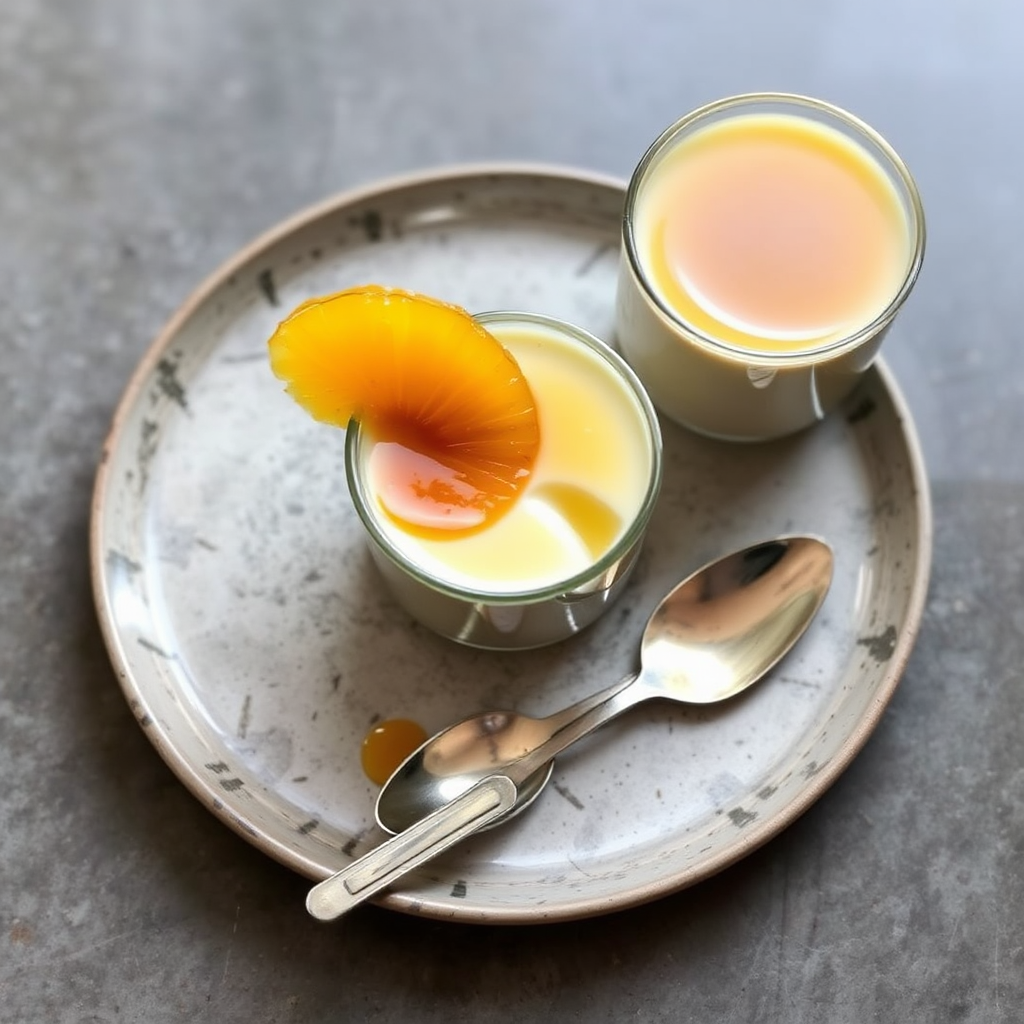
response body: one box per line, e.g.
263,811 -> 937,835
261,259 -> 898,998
90,165 -> 932,923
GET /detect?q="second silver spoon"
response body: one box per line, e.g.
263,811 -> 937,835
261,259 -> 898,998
306,535 -> 833,920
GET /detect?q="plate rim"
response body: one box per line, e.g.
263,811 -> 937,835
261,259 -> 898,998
89,162 -> 933,924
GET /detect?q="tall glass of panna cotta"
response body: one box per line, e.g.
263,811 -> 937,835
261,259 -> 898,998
345,311 -> 663,650
617,93 -> 925,441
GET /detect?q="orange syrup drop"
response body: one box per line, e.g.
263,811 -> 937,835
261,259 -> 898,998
360,718 -> 428,786
267,285 -> 540,534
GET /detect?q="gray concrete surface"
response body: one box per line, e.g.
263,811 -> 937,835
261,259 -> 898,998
2,1 -> 1022,1020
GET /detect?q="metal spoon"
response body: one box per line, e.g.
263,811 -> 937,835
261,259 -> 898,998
307,535 -> 833,921
376,534 -> 833,833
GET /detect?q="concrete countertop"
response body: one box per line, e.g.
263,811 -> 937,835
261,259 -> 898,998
2,2 -> 1021,1021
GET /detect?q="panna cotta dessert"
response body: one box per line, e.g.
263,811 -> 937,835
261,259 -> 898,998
617,93 -> 925,441
269,288 -> 662,649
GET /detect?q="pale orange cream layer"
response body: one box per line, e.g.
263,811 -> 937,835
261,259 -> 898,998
365,321 -> 653,593
637,113 -> 911,351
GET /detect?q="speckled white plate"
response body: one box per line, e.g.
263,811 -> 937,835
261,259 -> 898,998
90,165 -> 932,924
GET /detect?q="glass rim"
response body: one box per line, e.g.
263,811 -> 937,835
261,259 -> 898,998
345,309 -> 664,605
622,91 -> 927,366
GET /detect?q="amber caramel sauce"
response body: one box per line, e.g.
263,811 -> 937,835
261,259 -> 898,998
360,718 -> 428,786
365,321 -> 652,593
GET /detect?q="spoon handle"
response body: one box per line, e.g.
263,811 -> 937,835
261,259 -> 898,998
306,775 -> 517,921
539,671 -> 646,736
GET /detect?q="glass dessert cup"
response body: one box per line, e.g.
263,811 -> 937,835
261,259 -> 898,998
616,92 -> 926,442
345,310 -> 664,650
